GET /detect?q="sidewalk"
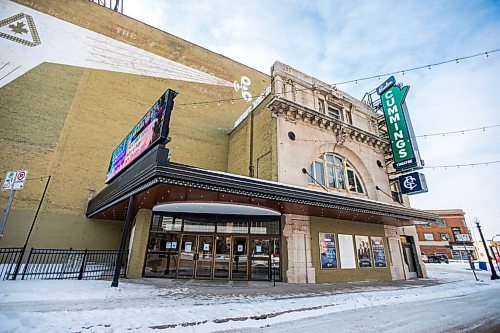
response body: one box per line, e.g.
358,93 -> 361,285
130,275 -> 441,299
0,263 -> 497,332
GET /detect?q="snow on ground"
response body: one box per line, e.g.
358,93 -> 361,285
0,263 -> 498,332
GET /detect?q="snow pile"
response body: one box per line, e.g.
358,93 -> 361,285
0,263 -> 498,332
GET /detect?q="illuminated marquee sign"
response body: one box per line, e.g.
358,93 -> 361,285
378,76 -> 418,171
105,89 -> 177,183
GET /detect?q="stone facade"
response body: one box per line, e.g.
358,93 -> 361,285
282,214 -> 315,283
127,209 -> 152,279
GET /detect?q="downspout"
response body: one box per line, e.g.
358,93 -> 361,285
249,108 -> 255,177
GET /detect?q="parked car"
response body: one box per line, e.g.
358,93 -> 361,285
427,253 -> 449,264
421,253 -> 428,263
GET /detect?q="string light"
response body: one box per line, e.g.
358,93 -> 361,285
294,124 -> 500,144
174,48 -> 500,108
415,124 -> 500,138
330,48 -> 499,87
423,161 -> 500,169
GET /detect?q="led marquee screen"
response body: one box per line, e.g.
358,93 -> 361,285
105,90 -> 175,183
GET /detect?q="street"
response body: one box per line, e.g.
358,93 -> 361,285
0,263 -> 499,332
227,285 -> 500,333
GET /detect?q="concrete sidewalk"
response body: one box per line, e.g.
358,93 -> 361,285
127,276 -> 442,299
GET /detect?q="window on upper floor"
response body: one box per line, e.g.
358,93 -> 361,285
327,105 -> 342,121
307,153 -> 365,194
451,227 -> 461,241
345,107 -> 353,124
436,219 -> 447,227
390,182 -> 403,204
318,99 -> 325,114
424,233 -> 434,241
440,233 -> 450,241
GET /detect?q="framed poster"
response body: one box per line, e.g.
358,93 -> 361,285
338,234 -> 356,269
355,235 -> 372,268
371,236 -> 387,268
319,233 -> 337,269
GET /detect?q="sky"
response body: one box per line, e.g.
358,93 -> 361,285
123,0 -> 500,239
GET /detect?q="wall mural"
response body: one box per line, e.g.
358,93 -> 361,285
0,1 -> 235,90
234,75 -> 252,101
0,12 -> 40,47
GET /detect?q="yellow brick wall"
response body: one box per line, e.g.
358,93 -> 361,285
1,0 -> 270,249
227,118 -> 251,176
227,100 -> 277,180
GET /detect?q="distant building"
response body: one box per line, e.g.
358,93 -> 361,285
417,209 -> 475,260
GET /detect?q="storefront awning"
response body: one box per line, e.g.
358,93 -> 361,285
86,145 -> 437,226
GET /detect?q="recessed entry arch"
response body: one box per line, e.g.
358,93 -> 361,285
147,201 -> 281,281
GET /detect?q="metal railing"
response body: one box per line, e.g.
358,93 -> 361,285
0,247 -> 24,280
0,247 -> 126,281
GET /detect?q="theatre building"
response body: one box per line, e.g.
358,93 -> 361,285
1,0 -> 435,283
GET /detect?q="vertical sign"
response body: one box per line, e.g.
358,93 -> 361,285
378,77 -> 418,171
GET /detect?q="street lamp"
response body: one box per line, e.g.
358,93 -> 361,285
474,218 -> 499,280
490,234 -> 500,272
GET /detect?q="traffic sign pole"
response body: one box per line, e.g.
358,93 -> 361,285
0,189 -> 16,237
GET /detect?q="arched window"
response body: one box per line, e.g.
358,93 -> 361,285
308,153 -> 365,194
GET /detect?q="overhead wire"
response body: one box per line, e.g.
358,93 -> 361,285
423,161 -> 500,169
175,48 -> 499,107
293,124 -> 500,144
331,49 -> 499,87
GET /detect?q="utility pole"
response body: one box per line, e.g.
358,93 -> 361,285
474,218 -> 499,280
0,190 -> 16,237
12,175 -> 51,280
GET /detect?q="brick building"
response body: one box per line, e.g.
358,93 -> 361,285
417,209 -> 475,260
1,0 -> 436,283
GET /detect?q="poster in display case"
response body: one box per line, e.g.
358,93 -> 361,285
319,232 -> 337,269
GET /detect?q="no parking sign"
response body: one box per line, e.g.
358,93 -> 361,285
13,170 -> 28,190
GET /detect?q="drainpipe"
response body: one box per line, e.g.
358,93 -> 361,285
249,108 -> 255,177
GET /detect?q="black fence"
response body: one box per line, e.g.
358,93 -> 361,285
0,247 -> 127,281
0,247 -> 24,280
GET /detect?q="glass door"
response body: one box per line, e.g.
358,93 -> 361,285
177,234 -> 197,278
163,234 -> 180,278
214,236 -> 231,279
232,237 -> 248,280
195,235 -> 214,279
251,239 -> 271,280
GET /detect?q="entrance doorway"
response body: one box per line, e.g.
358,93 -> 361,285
177,234 -> 214,279
176,235 -> 249,280
401,236 -> 418,278
144,213 -> 281,281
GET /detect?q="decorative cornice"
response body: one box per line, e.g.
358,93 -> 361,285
267,96 -> 389,151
